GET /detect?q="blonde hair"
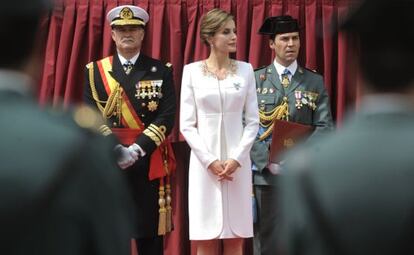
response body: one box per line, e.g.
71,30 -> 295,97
200,8 -> 234,46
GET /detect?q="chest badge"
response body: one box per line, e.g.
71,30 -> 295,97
148,100 -> 158,112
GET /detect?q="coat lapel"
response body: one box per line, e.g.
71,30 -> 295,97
266,64 -> 284,93
109,54 -> 148,98
286,66 -> 305,95
109,54 -> 128,86
130,54 -> 148,83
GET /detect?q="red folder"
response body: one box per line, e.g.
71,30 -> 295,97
269,119 -> 314,163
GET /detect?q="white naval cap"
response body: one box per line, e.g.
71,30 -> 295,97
106,5 -> 149,27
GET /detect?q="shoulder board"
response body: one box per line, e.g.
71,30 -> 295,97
165,62 -> 173,71
86,62 -> 94,69
304,67 -> 320,74
254,66 -> 266,72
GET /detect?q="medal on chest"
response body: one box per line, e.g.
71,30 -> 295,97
135,80 -> 163,112
295,90 -> 303,109
135,80 -> 163,100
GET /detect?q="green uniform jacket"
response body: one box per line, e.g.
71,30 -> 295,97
251,64 -> 333,185
0,83 -> 134,254
278,107 -> 414,255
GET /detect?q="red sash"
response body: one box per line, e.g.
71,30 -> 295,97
112,128 -> 176,180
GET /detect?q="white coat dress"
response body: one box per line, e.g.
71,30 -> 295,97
180,60 -> 259,240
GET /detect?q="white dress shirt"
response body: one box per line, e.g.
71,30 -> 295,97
273,60 -> 298,82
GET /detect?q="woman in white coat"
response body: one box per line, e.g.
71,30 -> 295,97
180,9 -> 259,255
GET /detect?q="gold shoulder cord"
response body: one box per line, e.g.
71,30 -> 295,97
88,63 -> 105,112
258,97 -> 289,141
88,63 -> 122,120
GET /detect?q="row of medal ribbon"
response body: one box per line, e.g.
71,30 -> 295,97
135,80 -> 163,100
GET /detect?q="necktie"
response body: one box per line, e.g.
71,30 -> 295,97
123,60 -> 133,75
281,69 -> 291,88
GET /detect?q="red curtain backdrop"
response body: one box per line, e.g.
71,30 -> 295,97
37,1 -> 360,254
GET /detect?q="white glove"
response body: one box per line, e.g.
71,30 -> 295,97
127,146 -> 139,161
267,163 -> 281,175
115,145 -> 136,169
128,143 -> 146,157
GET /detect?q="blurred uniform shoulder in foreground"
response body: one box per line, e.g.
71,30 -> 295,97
278,1 -> 414,255
0,0 -> 134,254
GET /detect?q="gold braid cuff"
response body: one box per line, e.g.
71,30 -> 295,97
149,124 -> 166,141
143,124 -> 167,146
99,125 -> 113,136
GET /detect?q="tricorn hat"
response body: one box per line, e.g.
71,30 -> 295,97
107,5 -> 149,27
259,15 -> 300,35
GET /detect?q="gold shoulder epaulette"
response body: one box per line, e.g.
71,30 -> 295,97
86,62 -> 93,69
165,62 -> 173,71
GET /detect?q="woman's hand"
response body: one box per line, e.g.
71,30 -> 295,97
218,159 -> 240,181
208,160 -> 225,176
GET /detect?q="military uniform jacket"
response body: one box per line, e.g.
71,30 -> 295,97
278,100 -> 414,255
1,71 -> 134,254
83,53 -> 176,237
250,63 -> 333,185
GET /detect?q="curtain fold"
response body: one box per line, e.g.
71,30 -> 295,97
37,1 -> 359,254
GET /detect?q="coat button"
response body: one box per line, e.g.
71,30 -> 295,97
141,114 -> 145,118
141,103 -> 146,107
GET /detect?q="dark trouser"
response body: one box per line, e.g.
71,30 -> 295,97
136,236 -> 163,255
253,184 -> 279,255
